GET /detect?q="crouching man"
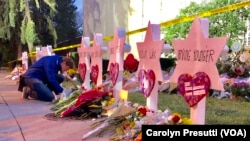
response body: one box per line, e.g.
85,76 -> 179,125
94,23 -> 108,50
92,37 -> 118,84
19,55 -> 75,102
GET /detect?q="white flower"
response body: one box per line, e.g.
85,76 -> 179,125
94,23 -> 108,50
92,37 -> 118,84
239,53 -> 248,63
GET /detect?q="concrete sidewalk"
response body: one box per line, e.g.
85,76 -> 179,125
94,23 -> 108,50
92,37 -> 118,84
0,69 -> 109,141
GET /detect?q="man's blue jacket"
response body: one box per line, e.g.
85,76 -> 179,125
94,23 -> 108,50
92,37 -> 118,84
23,55 -> 63,94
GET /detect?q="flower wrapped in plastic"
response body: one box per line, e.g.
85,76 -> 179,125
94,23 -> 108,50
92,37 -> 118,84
82,103 -> 136,140
50,88 -> 115,119
82,102 -> 192,140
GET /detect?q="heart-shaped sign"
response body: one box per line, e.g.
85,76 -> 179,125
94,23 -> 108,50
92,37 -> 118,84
178,72 -> 210,107
124,53 -> 139,72
109,63 -> 119,85
78,63 -> 86,82
138,69 -> 156,98
91,65 -> 99,85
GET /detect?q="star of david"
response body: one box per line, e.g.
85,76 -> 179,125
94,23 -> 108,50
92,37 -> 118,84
169,17 -> 228,91
108,27 -> 126,71
89,33 -> 103,68
78,36 -> 91,70
136,21 -> 164,81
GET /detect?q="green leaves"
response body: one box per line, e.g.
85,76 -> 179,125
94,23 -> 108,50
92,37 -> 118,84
43,0 -> 57,12
21,19 -> 38,45
163,0 -> 249,48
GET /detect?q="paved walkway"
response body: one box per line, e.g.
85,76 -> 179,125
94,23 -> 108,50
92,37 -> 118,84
0,69 -> 109,141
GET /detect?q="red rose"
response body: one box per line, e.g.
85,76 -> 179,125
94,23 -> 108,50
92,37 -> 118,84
138,107 -> 147,116
172,115 -> 181,123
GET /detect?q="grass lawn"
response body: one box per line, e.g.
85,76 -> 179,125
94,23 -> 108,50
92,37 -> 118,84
128,92 -> 250,125
62,81 -> 250,125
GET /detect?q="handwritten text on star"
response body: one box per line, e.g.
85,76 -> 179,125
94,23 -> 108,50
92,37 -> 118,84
177,47 -> 215,62
139,49 -> 157,59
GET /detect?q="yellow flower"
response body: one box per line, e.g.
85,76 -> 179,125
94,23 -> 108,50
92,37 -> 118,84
67,68 -> 77,76
123,70 -> 132,78
182,117 -> 192,125
116,127 -> 124,135
129,121 -> 135,128
173,112 -> 181,117
107,98 -> 115,105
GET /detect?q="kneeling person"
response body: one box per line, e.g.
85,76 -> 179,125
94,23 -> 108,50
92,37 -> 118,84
21,55 -> 74,102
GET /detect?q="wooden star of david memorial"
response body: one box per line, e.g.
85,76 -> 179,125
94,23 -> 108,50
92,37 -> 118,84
108,27 -> 131,101
89,33 -> 104,86
108,27 -> 126,71
170,17 -> 228,124
169,16 -> 228,91
77,36 -> 91,89
136,21 -> 165,110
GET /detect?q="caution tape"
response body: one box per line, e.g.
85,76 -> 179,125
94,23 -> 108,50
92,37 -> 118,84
9,0 -> 250,63
161,0 -> 250,28
54,0 -> 250,52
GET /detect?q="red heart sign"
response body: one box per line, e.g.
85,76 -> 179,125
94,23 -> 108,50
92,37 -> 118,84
78,63 -> 86,82
109,63 -> 119,85
91,65 -> 99,85
178,72 -> 211,107
138,69 -> 156,98
124,53 -> 139,72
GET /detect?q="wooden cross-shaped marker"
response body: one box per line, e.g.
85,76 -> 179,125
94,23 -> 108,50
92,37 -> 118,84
36,47 -> 43,61
89,33 -> 107,86
41,45 -> 54,57
108,27 -> 131,101
35,45 -> 54,61
21,51 -> 28,72
136,21 -> 169,111
77,36 -> 91,90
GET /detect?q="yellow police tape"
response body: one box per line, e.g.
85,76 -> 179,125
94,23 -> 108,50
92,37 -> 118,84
26,0 -> 250,57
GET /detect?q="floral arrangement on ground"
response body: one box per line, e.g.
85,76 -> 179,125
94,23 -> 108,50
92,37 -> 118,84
49,87 -> 115,119
82,103 -> 192,141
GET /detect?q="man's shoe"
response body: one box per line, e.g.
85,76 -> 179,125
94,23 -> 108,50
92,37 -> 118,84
22,86 -> 30,99
28,90 -> 38,99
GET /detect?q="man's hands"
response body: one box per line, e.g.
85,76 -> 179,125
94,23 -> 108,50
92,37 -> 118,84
52,93 -> 64,103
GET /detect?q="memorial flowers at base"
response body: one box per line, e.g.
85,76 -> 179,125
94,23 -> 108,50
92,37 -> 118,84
66,68 -> 78,78
51,88 -> 115,119
230,79 -> 250,98
82,103 -> 191,141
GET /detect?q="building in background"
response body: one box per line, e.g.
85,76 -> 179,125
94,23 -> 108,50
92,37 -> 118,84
82,0 -> 204,59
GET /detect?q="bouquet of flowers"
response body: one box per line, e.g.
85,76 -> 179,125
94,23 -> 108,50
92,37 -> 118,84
230,78 -> 250,98
51,88 -> 115,119
82,103 -> 192,141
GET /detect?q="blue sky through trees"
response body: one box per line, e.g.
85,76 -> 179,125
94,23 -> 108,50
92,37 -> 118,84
74,0 -> 83,11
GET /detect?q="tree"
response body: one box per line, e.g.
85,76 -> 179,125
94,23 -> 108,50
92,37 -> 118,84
75,9 -> 83,35
54,0 -> 79,45
162,0 -> 250,47
21,0 -> 58,52
0,0 -> 57,59
0,0 -> 80,65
